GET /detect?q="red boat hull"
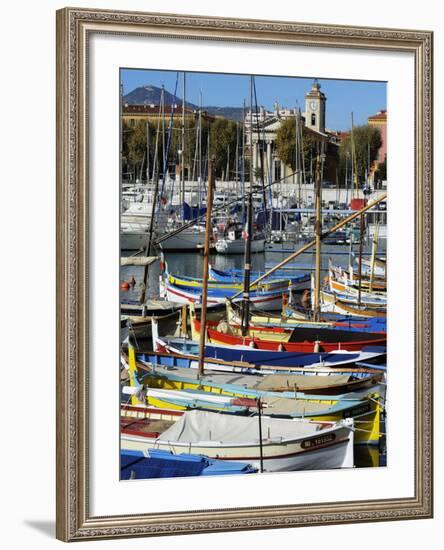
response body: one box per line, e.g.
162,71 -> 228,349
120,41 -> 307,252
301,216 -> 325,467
193,319 -> 386,352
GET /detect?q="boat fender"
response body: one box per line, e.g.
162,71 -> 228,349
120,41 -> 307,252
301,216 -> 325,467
314,340 -> 321,353
249,341 -> 257,349
120,281 -> 130,290
122,385 -> 143,395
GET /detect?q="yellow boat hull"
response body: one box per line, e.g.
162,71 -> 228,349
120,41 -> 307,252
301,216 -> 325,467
142,375 -> 381,445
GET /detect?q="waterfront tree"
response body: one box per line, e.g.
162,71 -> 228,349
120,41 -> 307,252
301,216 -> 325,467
275,118 -> 324,181
209,119 -> 237,179
338,125 -> 382,186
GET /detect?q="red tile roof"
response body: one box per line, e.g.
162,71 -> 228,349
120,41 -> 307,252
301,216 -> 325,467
368,110 -> 387,122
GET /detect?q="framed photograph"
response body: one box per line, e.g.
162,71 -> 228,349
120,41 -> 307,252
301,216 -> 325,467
56,7 -> 433,541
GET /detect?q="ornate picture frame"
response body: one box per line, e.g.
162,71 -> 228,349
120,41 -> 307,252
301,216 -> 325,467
56,7 -> 433,541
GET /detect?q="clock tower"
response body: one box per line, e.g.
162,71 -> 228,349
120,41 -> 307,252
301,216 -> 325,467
305,80 -> 326,134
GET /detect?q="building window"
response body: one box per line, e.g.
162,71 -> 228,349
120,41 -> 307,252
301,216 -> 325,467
311,113 -> 316,126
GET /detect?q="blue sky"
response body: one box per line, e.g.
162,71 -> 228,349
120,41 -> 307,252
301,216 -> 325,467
121,68 -> 386,131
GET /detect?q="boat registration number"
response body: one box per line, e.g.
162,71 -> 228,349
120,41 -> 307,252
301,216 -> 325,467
301,433 -> 336,449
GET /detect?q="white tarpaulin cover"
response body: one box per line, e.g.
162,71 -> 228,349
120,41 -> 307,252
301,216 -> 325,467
157,410 -> 324,445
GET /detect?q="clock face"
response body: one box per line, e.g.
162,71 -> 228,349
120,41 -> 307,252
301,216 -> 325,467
310,101 -> 317,110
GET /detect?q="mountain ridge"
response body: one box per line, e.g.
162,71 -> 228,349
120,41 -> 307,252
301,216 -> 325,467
123,85 -> 245,121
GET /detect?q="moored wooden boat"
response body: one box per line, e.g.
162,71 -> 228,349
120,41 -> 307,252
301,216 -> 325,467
188,305 -> 386,352
208,265 -> 311,291
167,271 -> 289,292
150,322 -> 386,370
121,409 -> 354,472
160,278 -> 285,311
320,289 -> 387,310
120,447 -> 258,478
132,348 -> 384,394
328,265 -> 386,292
329,298 -> 387,318
226,301 -> 386,334
125,348 -> 383,445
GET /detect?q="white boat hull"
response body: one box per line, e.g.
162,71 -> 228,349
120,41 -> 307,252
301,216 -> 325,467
121,413 -> 354,472
216,238 -> 266,254
159,230 -> 205,251
160,280 -> 284,311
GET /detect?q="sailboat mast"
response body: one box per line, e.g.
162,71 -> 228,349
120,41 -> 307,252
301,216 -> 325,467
295,107 -> 302,206
161,85 -> 165,184
181,72 -> 186,208
146,121 -> 150,184
241,99 -> 246,223
249,77 -> 253,193
199,90 -> 203,198
313,149 -> 322,322
351,112 -> 358,196
198,160 -> 215,377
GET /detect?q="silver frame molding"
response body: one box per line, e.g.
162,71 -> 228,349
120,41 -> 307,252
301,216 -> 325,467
56,7 -> 433,541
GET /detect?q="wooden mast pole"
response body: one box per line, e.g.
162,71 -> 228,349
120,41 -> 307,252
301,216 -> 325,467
241,192 -> 253,335
369,222 -> 379,292
357,213 -> 365,307
241,75 -> 254,336
197,160 -> 215,378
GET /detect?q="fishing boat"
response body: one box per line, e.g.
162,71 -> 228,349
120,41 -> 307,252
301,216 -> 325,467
128,352 -> 384,399
329,275 -> 387,295
320,288 -> 387,310
167,271 -> 290,292
137,337 -> 385,379
282,303 -> 386,327
124,348 -> 382,445
361,256 -> 386,277
151,321 -> 386,370
188,304 -> 386,352
120,448 -> 258,478
328,267 -> 387,293
226,301 -> 386,333
121,409 -> 354,472
209,265 -> 311,291
160,277 -> 285,311
327,298 -> 387,318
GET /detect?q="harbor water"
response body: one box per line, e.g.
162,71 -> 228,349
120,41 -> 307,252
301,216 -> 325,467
120,240 -> 386,303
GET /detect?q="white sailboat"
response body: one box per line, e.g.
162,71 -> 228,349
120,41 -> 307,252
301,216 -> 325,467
215,222 -> 265,254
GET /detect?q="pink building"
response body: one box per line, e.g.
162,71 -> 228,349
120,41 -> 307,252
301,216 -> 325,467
368,109 -> 387,164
